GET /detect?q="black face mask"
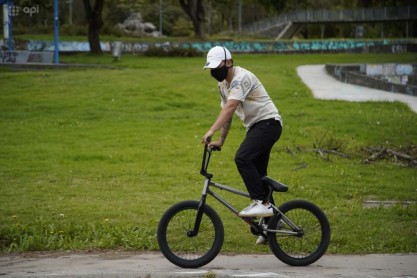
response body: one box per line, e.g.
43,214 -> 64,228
211,64 -> 229,82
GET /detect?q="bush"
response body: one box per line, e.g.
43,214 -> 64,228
171,18 -> 194,37
12,25 -> 50,35
144,45 -> 202,57
60,24 -> 87,36
101,24 -> 126,38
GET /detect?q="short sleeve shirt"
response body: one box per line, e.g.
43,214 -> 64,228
218,66 -> 282,130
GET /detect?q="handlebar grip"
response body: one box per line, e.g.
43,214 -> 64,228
210,145 -> 221,151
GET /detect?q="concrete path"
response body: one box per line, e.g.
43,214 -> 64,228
1,251 -> 416,277
297,65 -> 417,113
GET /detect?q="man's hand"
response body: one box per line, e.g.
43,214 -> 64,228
208,139 -> 223,150
202,130 -> 214,144
202,131 -> 223,151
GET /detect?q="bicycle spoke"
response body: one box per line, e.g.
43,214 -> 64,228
166,208 -> 216,260
268,200 -> 330,266
278,208 -> 322,257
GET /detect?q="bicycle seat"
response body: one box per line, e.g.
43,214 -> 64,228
261,176 -> 288,192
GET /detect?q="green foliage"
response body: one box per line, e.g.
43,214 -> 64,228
0,53 -> 416,254
2,214 -> 156,252
60,24 -> 88,37
2,0 -> 414,40
171,17 -> 194,37
143,45 -> 202,57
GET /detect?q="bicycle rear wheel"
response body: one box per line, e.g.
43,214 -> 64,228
267,199 -> 330,266
157,200 -> 224,268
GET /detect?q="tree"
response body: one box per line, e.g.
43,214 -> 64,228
179,0 -> 205,38
83,0 -> 105,53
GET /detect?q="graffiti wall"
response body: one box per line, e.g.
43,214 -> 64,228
24,39 -> 416,54
0,51 -> 23,63
185,40 -> 390,53
26,40 -> 111,52
366,64 -> 415,76
326,63 -> 417,96
0,50 -> 53,64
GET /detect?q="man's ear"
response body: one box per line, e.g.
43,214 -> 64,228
226,59 -> 234,67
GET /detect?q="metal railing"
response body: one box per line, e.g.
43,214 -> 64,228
243,6 -> 417,34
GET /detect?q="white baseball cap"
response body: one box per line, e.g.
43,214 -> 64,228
203,46 -> 232,69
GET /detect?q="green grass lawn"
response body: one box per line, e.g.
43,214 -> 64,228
0,52 -> 416,254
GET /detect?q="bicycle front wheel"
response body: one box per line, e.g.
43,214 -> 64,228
157,200 -> 224,268
267,199 -> 330,266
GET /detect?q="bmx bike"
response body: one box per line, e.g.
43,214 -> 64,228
157,144 -> 330,268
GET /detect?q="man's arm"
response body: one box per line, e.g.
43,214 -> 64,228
202,99 -> 240,144
219,117 -> 232,145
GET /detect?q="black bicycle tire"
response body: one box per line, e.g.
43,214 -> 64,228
267,199 -> 331,266
157,200 -> 224,268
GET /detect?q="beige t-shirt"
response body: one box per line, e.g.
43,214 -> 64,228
218,66 -> 282,130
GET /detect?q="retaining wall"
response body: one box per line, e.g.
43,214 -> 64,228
325,64 -> 417,96
22,39 -> 417,54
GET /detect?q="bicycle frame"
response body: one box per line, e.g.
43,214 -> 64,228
191,145 -> 302,237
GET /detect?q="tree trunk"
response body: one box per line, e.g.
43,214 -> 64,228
179,0 -> 205,39
83,0 -> 105,54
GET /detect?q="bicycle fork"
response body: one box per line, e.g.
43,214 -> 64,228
188,179 -> 210,237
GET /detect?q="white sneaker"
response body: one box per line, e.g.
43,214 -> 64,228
238,200 -> 273,217
256,235 -> 268,245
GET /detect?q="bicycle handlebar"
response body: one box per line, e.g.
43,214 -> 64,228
204,137 -> 222,152
200,139 -> 221,178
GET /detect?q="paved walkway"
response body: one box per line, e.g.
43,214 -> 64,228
1,251 -> 416,277
297,65 -> 417,113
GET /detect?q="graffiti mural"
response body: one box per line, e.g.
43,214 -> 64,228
396,64 -> 414,75
0,51 -> 33,63
0,50 -> 54,64
366,63 -> 415,76
26,40 -> 111,52
24,39 -> 414,54
0,51 -> 19,63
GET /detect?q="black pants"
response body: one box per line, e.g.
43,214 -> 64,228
235,119 -> 282,201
